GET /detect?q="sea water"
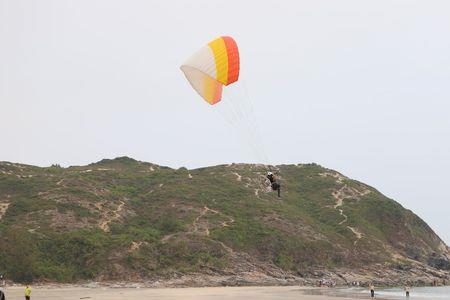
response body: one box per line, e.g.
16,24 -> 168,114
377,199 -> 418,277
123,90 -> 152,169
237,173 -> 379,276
373,286 -> 450,299
302,286 -> 450,300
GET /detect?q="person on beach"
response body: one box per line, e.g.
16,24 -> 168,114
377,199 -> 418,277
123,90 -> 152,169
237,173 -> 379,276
404,285 -> 410,297
0,288 -> 5,300
369,283 -> 375,298
25,285 -> 31,300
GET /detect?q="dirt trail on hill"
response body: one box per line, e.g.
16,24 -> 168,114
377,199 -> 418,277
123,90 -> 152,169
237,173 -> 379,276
191,206 -> 235,236
323,172 -> 371,244
99,201 -> 126,232
162,205 -> 235,244
0,201 -> 10,220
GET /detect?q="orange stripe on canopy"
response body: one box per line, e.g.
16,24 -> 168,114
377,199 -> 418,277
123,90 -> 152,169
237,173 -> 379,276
222,36 -> 240,85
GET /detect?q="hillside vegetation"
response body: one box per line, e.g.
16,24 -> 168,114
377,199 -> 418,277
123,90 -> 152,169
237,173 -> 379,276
0,157 -> 448,285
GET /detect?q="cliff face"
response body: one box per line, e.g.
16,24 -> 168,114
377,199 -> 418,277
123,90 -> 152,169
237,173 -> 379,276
0,157 -> 449,285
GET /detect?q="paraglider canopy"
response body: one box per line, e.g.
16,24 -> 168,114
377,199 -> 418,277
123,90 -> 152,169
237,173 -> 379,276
180,36 -> 240,105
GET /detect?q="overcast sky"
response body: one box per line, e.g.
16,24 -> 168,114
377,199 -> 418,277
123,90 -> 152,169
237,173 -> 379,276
1,0 -> 449,244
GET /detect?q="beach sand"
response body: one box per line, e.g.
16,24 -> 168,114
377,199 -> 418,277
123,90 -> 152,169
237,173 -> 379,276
1,286 -> 362,300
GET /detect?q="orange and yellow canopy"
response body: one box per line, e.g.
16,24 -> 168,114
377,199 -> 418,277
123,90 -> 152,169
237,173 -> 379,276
180,36 -> 240,105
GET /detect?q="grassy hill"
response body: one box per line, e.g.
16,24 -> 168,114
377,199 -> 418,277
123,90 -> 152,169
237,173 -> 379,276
0,157 -> 448,285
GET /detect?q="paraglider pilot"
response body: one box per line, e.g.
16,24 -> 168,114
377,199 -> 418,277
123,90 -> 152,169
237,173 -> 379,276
267,172 -> 281,197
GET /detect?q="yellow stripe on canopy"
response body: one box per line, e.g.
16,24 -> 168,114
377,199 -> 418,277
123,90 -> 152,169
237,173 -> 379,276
208,37 -> 229,85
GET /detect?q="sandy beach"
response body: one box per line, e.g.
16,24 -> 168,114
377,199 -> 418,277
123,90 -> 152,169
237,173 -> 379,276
3,284 -> 450,300
0,286 -> 361,300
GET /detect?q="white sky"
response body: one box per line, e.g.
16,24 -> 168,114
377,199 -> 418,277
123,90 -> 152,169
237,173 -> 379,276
1,0 -> 449,245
